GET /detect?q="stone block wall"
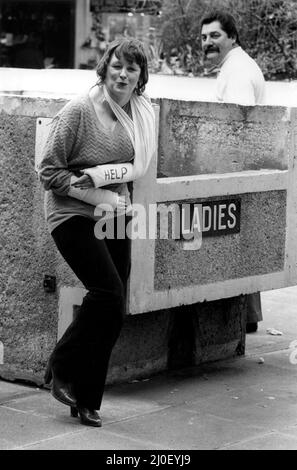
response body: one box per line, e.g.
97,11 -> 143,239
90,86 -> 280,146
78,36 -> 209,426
1,94 -> 292,385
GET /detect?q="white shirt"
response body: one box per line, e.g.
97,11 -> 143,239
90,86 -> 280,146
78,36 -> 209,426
216,47 -> 266,105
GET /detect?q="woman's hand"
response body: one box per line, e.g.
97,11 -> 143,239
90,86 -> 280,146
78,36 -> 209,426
95,195 -> 131,218
116,195 -> 130,214
71,174 -> 94,189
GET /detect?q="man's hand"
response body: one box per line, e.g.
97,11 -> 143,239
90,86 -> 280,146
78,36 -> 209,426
71,174 -> 94,189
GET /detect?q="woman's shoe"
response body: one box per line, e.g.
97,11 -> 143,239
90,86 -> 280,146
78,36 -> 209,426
44,365 -> 77,407
51,372 -> 77,407
70,406 -> 79,418
76,407 -> 102,427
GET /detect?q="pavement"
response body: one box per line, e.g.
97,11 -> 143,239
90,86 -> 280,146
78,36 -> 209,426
1,286 -> 297,451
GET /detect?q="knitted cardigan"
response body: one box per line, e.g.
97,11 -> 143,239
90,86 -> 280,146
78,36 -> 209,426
38,93 -> 134,233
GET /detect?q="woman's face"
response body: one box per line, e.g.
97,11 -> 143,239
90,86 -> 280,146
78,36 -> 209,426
105,51 -> 141,105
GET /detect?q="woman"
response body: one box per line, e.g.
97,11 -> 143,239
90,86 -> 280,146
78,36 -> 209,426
38,38 -> 155,427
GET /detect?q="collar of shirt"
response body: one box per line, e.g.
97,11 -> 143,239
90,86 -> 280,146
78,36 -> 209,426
203,45 -> 241,77
219,45 -> 241,69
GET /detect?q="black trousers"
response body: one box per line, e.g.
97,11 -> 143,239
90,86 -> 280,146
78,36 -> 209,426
50,215 -> 131,410
246,292 -> 263,323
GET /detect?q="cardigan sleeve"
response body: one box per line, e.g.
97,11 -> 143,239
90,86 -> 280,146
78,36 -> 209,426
37,112 -> 78,196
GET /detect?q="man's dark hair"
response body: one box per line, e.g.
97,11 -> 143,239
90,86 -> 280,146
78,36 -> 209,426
200,9 -> 241,46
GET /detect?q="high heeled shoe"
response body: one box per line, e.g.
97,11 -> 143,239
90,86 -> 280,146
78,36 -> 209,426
70,406 -> 102,427
44,365 -> 77,408
70,406 -> 79,418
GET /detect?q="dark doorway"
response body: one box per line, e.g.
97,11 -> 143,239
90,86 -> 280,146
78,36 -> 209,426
0,1 -> 75,68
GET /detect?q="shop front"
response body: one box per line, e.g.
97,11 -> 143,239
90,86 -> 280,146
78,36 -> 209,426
80,0 -> 162,70
0,0 -> 162,70
0,0 -> 76,68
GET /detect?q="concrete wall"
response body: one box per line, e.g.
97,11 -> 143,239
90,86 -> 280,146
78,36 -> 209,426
128,99 -> 296,314
156,100 -> 290,286
1,69 -> 297,106
0,93 -> 295,385
154,191 -> 286,289
159,101 -> 289,176
0,96 -> 76,382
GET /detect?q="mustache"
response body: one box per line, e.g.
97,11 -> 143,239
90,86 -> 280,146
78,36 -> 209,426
203,46 -> 220,54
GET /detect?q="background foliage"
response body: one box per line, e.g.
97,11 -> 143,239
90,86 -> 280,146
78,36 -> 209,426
154,0 -> 297,80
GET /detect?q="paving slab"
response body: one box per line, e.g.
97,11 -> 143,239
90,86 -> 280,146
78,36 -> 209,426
276,423 -> 297,438
0,405 -> 83,450
221,431 -> 297,450
246,288 -> 297,355
3,388 -> 168,424
187,393 -> 297,431
1,286 -> 297,450
96,406 -> 265,451
0,381 -> 41,404
18,426 -> 169,451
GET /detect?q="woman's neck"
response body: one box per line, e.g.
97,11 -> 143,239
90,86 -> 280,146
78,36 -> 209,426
89,85 -> 131,122
102,83 -> 131,108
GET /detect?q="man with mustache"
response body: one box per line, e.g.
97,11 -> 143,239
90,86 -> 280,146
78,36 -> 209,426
200,10 -> 265,332
200,9 -> 266,105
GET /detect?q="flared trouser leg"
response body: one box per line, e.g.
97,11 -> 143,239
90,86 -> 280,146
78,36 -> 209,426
52,289 -> 124,409
49,215 -> 130,409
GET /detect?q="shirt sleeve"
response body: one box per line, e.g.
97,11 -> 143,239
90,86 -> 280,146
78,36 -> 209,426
37,111 -> 78,196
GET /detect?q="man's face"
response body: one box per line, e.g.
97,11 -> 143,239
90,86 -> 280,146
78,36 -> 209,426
201,20 -> 235,67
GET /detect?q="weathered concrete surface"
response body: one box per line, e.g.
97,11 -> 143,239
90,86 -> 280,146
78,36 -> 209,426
155,191 -> 286,289
0,93 -> 289,384
0,114 -> 56,378
158,99 -> 290,177
0,96 -> 80,382
108,297 -> 245,385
